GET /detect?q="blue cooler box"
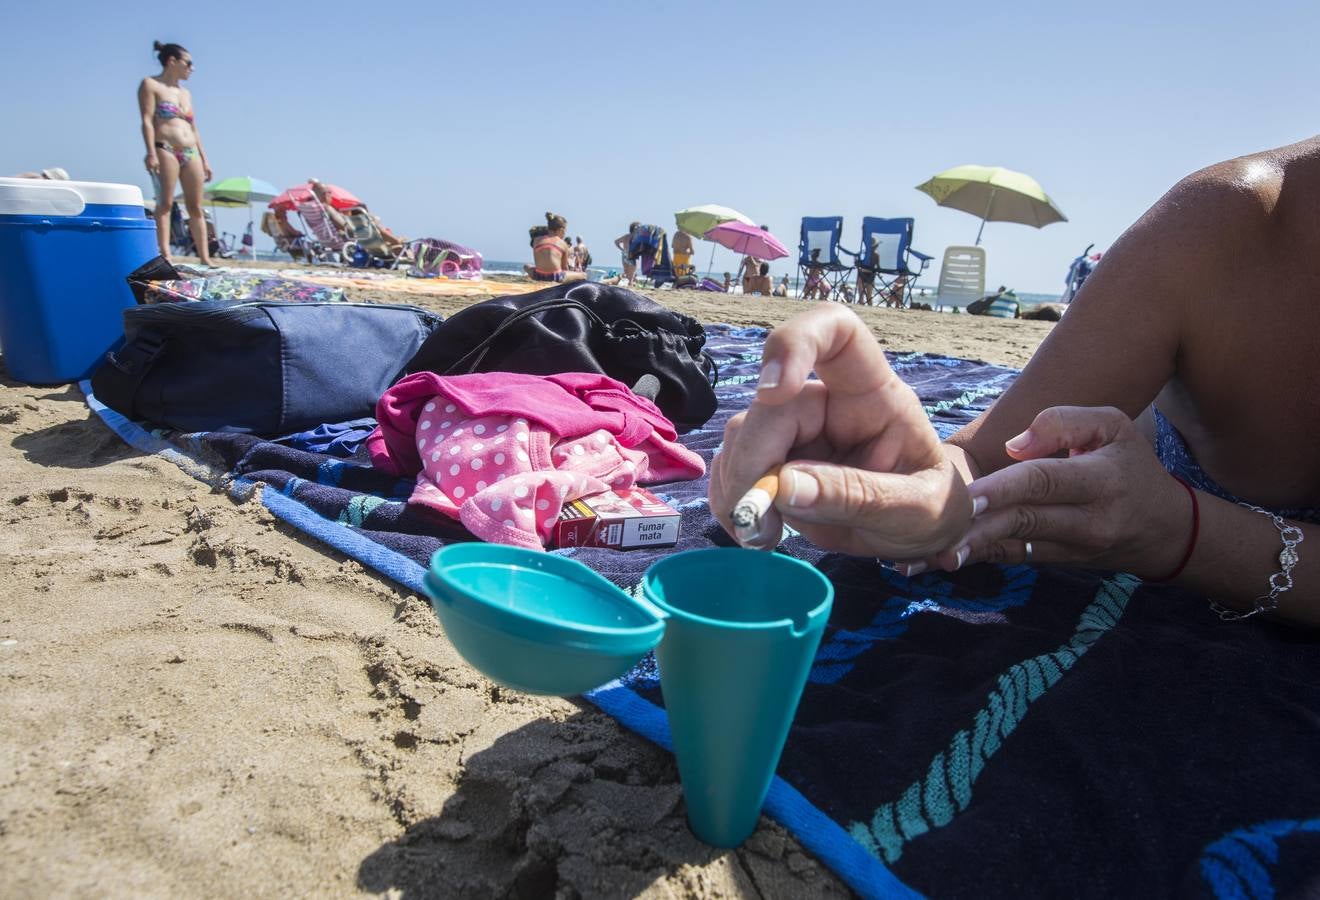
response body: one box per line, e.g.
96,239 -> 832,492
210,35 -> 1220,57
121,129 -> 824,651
0,177 -> 157,384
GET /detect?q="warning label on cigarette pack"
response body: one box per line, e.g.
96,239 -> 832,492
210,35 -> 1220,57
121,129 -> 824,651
552,488 -> 680,550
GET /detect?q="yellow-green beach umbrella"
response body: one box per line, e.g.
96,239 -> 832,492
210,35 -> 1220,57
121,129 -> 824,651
915,165 -> 1066,245
674,204 -> 754,239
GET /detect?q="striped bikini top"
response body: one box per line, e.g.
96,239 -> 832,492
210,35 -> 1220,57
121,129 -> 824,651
155,100 -> 194,124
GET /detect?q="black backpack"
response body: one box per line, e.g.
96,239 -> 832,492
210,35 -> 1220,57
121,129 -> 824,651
405,282 -> 718,428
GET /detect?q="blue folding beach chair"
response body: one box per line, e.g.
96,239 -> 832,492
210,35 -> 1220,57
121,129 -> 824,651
845,217 -> 933,307
797,217 -> 852,300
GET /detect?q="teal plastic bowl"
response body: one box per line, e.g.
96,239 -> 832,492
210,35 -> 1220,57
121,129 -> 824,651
423,543 -> 665,696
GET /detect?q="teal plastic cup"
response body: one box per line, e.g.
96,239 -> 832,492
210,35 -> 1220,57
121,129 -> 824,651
642,548 -> 833,848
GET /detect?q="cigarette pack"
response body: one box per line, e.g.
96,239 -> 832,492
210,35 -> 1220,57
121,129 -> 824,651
552,488 -> 681,550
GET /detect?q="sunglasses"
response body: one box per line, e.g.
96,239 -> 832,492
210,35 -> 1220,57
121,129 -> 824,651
180,59 -> 194,68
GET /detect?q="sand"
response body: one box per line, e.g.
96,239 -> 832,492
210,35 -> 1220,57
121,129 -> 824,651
0,261 -> 1055,898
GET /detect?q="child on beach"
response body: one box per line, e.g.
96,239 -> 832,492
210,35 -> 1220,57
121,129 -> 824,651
802,249 -> 829,300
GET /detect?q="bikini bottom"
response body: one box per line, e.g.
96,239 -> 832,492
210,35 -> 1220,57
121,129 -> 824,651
155,140 -> 199,166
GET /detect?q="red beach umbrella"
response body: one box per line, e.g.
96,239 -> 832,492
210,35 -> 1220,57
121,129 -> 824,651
268,182 -> 363,211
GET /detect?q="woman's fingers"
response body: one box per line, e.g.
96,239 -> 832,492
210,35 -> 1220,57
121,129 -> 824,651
1002,405 -> 1131,460
943,503 -> 1101,569
711,382 -> 827,536
774,460 -> 971,558
967,455 -> 1107,514
755,305 -> 899,407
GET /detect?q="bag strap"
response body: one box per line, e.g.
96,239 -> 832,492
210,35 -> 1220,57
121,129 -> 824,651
97,328 -> 168,417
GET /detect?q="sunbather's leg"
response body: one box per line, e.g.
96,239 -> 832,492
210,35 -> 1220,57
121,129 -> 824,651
152,151 -> 180,260
176,151 -> 211,265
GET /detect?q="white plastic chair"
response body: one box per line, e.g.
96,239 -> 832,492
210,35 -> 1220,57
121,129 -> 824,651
933,246 -> 986,310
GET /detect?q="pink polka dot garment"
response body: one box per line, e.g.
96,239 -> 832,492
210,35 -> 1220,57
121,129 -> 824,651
367,372 -> 705,550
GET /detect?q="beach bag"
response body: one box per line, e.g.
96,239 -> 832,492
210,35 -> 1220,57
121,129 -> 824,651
404,281 -> 718,427
91,300 -> 442,434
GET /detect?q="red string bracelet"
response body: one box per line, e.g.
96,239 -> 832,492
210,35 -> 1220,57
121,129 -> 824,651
1147,475 -> 1199,583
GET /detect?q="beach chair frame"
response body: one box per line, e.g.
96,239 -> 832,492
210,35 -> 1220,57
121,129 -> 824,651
294,198 -> 351,265
344,208 -> 411,269
844,217 -> 933,307
797,217 -> 853,300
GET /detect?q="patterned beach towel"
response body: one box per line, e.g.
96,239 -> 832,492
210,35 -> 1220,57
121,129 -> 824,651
81,326 -> 1320,899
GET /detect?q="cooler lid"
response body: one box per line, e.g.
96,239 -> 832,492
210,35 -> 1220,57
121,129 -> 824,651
0,177 -> 146,216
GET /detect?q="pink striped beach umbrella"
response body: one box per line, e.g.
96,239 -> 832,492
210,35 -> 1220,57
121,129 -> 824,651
702,221 -> 789,260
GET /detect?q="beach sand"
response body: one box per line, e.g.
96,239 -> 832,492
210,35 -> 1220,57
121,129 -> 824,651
0,262 -> 1055,898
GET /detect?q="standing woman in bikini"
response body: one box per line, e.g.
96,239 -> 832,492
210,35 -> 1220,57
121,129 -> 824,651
138,41 -> 213,264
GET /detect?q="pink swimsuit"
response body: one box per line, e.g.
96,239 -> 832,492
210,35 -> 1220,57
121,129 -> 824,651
368,372 -> 705,549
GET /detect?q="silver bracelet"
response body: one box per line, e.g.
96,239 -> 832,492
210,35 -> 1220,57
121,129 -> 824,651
1209,503 -> 1304,621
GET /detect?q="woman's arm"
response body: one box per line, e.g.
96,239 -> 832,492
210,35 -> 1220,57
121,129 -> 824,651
137,80 -> 158,172
947,173 -> 1254,478
1186,495 -> 1317,625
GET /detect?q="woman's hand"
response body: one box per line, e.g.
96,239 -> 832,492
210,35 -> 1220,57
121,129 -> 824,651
145,151 -> 160,174
202,159 -> 213,182
938,406 -> 1190,576
710,305 -> 972,559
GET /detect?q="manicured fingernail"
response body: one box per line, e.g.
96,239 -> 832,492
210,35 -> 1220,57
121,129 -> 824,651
1005,431 -> 1031,452
758,360 -> 781,390
903,562 -> 926,577
954,545 -> 969,570
785,468 -> 820,508
971,495 -> 987,517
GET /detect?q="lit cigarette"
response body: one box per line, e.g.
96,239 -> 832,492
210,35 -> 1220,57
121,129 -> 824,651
731,465 -> 782,530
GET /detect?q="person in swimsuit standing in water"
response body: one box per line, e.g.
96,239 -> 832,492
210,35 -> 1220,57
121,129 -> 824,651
138,40 -> 213,264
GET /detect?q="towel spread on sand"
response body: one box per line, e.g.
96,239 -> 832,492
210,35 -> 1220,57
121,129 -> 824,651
367,372 -> 704,549
83,325 -> 1320,900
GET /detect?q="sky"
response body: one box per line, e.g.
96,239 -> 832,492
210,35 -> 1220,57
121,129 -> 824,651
2,0 -> 1316,293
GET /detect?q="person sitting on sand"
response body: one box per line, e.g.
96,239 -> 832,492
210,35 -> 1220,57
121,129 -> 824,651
712,136 -> 1320,627
802,249 -> 830,300
672,230 -> 695,277
774,275 -> 789,297
524,212 -> 587,283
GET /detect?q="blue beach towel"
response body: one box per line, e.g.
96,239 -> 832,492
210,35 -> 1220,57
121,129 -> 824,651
81,325 -> 1320,899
